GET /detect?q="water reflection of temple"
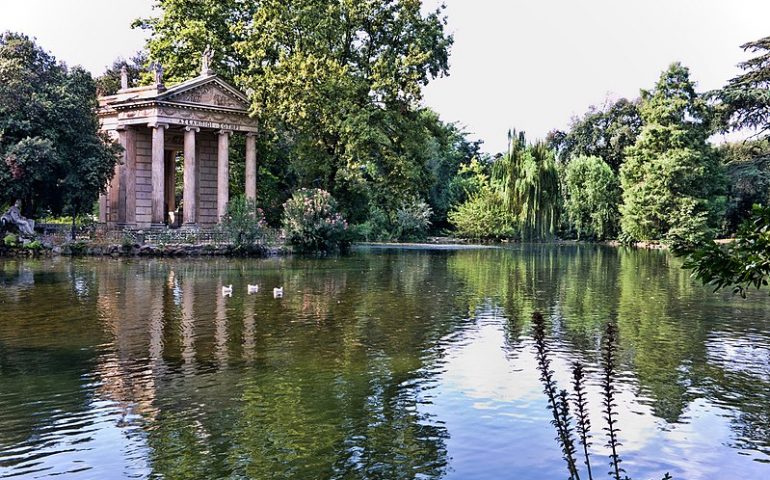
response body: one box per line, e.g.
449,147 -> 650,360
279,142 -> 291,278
83,257 -> 453,478
93,262 -> 245,414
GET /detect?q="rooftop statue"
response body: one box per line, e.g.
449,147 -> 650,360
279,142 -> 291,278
202,46 -> 214,76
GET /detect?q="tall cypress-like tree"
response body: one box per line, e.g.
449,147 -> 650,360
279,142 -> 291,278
619,62 -> 724,246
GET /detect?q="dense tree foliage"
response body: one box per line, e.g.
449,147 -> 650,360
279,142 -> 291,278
561,156 -> 620,240
424,116 -> 483,228
135,0 -> 463,235
219,196 -> 267,254
0,32 -> 120,221
447,185 -> 514,240
679,35 -> 770,294
719,140 -> 770,232
619,63 -> 724,247
95,51 -> 147,96
447,159 -> 515,239
719,35 -> 770,137
548,98 -> 642,172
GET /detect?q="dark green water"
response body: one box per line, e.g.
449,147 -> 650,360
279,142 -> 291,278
0,245 -> 769,479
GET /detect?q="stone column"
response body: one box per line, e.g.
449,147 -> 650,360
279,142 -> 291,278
183,127 -> 199,226
116,128 -> 127,224
217,130 -> 232,220
150,123 -> 168,227
108,132 -> 123,225
98,194 -> 107,223
245,132 -> 257,201
124,127 -> 137,226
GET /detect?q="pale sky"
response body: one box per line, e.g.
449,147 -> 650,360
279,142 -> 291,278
2,0 -> 769,153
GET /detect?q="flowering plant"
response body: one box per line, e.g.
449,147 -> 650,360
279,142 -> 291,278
282,188 -> 348,252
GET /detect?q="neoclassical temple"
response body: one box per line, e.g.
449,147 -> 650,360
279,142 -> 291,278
98,57 -> 258,229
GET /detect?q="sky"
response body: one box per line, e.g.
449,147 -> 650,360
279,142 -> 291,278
2,0 -> 769,153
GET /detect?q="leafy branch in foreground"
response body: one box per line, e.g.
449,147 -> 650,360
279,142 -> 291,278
681,205 -> 770,297
530,312 -> 673,480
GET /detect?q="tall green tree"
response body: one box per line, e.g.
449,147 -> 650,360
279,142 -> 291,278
682,37 -> 770,293
548,98 -> 642,172
0,32 -> 120,221
133,0 -> 253,84
493,130 -> 560,240
135,0 -> 455,224
423,112 -> 481,228
562,155 -> 620,240
619,63 -> 724,247
720,35 -> 770,137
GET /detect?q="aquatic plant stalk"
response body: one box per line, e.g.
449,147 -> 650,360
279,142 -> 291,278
532,311 -> 581,480
601,321 -> 624,480
572,362 -> 594,480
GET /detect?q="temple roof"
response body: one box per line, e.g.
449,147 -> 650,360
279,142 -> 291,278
98,72 -> 258,133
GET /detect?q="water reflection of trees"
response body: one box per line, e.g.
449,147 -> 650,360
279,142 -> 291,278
0,259 -> 108,453
2,248 -> 770,476
447,245 -> 770,458
1,254 -> 468,478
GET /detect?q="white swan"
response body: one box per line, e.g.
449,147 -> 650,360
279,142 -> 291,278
222,284 -> 233,297
273,287 -> 283,298
247,284 -> 259,294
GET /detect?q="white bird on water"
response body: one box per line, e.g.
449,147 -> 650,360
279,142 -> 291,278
273,287 -> 283,298
247,284 -> 259,294
222,284 -> 233,297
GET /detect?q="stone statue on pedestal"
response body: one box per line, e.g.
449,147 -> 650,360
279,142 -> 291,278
201,46 -> 214,76
1,201 -> 35,237
152,62 -> 165,90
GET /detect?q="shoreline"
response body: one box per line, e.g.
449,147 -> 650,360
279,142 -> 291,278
2,236 -> 722,259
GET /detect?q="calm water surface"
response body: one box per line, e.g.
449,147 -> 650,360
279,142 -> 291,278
1,245 -> 769,479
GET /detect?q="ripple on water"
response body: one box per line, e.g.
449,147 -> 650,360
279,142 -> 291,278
1,249 -> 770,479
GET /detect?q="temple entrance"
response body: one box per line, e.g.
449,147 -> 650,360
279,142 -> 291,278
163,150 -> 179,227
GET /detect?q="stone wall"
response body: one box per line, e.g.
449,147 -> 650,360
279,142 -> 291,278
197,132 -> 218,226
135,129 -> 153,226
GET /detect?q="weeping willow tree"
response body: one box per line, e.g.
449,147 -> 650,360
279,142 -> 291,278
493,130 -> 560,240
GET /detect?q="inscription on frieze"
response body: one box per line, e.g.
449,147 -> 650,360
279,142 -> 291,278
177,118 -> 240,130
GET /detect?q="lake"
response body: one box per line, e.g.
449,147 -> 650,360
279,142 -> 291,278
1,245 -> 769,479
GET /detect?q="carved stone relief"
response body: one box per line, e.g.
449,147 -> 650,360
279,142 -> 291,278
170,84 -> 246,109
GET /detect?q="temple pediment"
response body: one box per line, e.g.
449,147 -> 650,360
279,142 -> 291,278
160,77 -> 250,111
98,72 -> 258,133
